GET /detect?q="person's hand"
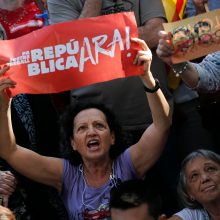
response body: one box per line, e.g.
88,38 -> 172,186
0,171 -> 17,207
158,214 -> 167,220
0,65 -> 16,110
193,0 -> 208,14
156,31 -> 174,66
131,38 -> 152,77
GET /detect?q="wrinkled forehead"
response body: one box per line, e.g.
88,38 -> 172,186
73,108 -> 107,124
185,157 -> 219,173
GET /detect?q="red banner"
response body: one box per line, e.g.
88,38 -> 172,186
0,12 -> 143,96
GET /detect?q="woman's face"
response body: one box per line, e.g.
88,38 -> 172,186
71,108 -> 115,162
185,157 -> 220,205
0,0 -> 25,11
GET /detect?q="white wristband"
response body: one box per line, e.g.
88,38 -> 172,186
172,62 -> 188,77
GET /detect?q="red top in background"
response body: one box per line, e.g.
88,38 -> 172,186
0,0 -> 43,40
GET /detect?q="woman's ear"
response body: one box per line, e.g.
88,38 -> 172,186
111,131 -> 115,145
190,196 -> 195,201
187,188 -> 195,202
70,138 -> 77,151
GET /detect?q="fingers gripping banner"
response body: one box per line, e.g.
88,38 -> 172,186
0,12 -> 142,96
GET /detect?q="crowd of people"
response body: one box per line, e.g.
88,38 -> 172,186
0,0 -> 219,220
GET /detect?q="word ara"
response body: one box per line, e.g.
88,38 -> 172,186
27,27 -> 131,76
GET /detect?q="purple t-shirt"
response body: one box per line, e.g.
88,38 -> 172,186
60,148 -> 137,220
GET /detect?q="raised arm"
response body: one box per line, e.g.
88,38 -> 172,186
138,0 -> 167,49
48,0 -> 102,24
138,18 -> 166,49
130,39 -> 172,178
79,0 -> 101,19
0,66 -> 63,191
156,30 -> 220,92
156,31 -> 200,87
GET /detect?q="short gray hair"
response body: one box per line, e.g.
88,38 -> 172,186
178,149 -> 220,209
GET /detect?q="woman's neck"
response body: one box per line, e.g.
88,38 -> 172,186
204,200 -> 220,220
83,159 -> 113,187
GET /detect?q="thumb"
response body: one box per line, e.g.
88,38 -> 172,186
0,65 -> 10,77
158,30 -> 172,41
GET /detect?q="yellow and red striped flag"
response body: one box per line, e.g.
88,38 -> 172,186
162,0 -> 187,22
162,0 -> 187,89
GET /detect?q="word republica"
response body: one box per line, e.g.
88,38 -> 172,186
28,27 -> 130,76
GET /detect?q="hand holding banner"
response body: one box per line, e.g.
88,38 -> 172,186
0,12 -> 142,96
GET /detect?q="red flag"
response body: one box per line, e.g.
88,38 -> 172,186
0,12 -> 143,97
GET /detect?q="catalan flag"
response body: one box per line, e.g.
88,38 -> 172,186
162,0 -> 187,22
162,0 -> 187,90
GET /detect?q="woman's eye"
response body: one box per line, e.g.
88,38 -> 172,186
207,166 -> 216,172
191,173 -> 198,181
77,126 -> 87,132
95,123 -> 104,129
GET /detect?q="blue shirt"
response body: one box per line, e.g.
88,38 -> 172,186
175,208 -> 210,220
185,0 -> 220,17
193,51 -> 220,92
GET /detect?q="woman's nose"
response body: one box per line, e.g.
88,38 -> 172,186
87,125 -> 97,135
201,173 -> 210,183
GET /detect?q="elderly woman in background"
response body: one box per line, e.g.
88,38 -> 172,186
168,149 -> 220,220
0,38 -> 171,220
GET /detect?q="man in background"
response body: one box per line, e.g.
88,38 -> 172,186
110,179 -> 166,220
